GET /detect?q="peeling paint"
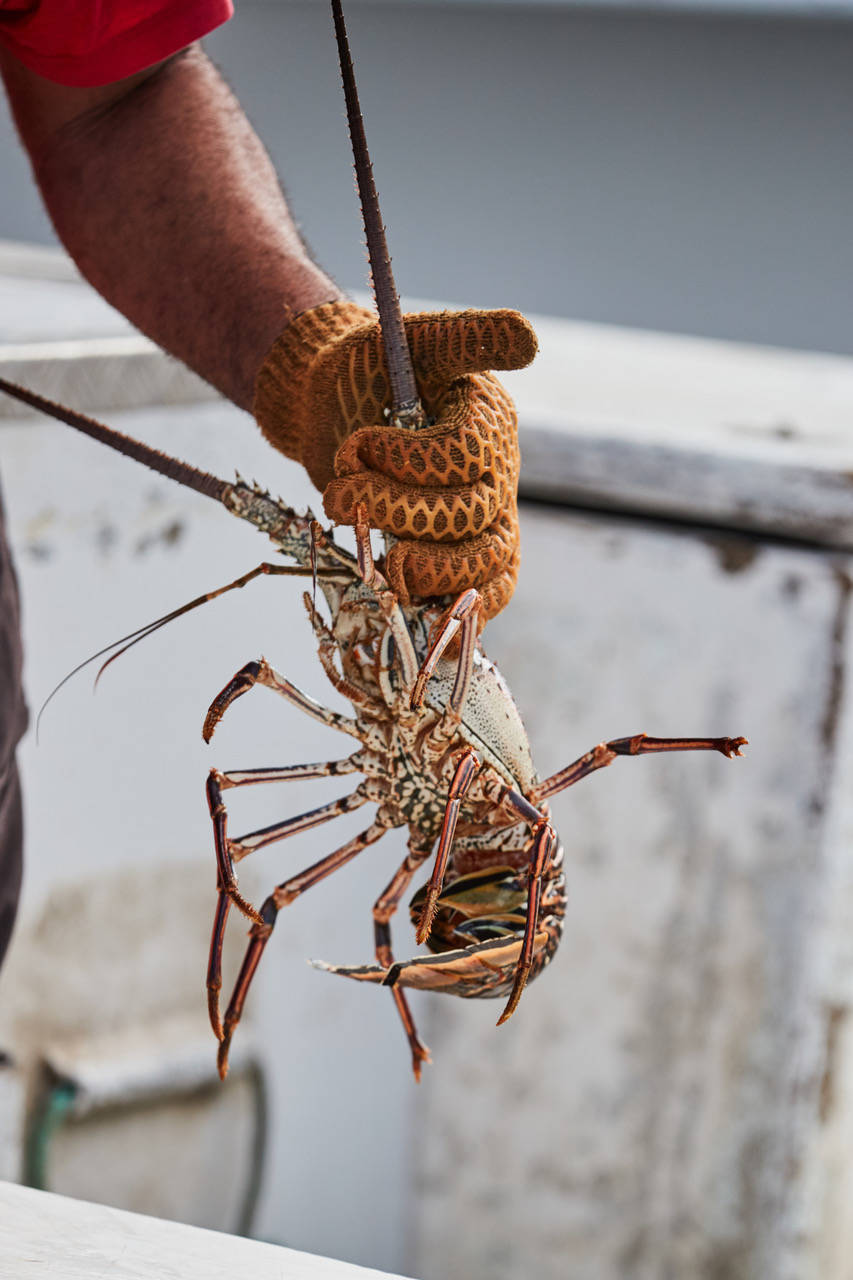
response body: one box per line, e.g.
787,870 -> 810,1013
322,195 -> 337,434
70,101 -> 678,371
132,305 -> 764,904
705,534 -> 761,575
24,542 -> 53,562
94,524 -> 118,557
134,519 -> 185,556
819,1004 -> 847,1125
820,569 -> 852,755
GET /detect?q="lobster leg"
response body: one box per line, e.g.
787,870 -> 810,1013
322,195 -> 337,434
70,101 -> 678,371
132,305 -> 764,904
415,749 -> 480,945
317,508 -> 420,688
492,731 -> 749,1023
410,588 -> 481,713
373,834 -> 434,1081
206,777 -> 377,1032
208,774 -> 371,868
302,594 -> 379,711
354,503 -> 379,589
214,757 -> 362,791
203,657 -> 360,743
531,732 -> 748,804
216,816 -> 393,1078
497,820 -> 557,1027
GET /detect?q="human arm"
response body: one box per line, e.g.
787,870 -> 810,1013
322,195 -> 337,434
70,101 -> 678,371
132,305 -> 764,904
0,43 -> 342,409
0,35 -> 536,619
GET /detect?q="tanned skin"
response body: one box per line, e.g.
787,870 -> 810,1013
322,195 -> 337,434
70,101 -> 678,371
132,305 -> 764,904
0,43 -> 343,409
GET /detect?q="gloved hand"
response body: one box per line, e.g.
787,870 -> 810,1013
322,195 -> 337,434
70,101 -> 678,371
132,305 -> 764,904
253,300 -> 537,622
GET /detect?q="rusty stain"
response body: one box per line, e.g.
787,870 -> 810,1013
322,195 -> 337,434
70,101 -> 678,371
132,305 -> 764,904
704,534 -> 761,575
134,519 -> 185,556
820,567 -> 852,754
95,524 -> 118,556
705,1239 -> 754,1280
771,422 -> 798,440
24,506 -> 58,540
727,420 -> 799,442
819,1004 -> 848,1123
24,542 -> 53,562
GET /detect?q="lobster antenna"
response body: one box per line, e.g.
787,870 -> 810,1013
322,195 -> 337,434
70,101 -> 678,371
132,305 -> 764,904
0,377 -> 230,503
331,0 -> 426,429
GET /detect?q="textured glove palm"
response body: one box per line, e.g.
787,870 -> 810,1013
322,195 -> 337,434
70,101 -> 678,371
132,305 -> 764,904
254,300 -> 537,622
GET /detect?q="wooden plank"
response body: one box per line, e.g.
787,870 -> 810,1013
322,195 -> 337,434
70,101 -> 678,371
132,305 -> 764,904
504,314 -> 853,546
414,505 -> 846,1280
0,1181 -> 414,1280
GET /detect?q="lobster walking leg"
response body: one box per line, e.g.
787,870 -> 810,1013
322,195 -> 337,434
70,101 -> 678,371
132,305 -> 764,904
373,833 -> 434,1080
410,588 -> 481,714
206,777 -> 380,1032
354,503 -> 379,589
415,749 -> 480,945
216,816 -> 393,1078
304,595 -> 380,711
208,773 -> 371,867
495,820 -> 557,1026
532,732 -> 748,804
212,758 -> 362,789
492,731 -> 749,1023
203,657 -> 360,743
318,509 -> 420,688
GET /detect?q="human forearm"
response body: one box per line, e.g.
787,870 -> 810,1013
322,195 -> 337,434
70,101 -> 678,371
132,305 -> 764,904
1,45 -> 342,409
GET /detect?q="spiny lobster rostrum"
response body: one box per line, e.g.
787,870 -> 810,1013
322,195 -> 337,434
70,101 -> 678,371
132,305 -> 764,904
0,0 -> 746,1081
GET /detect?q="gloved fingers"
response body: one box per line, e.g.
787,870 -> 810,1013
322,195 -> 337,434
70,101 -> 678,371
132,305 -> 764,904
383,521 -> 520,623
332,374 -> 518,493
476,564 -> 519,624
323,470 -> 505,542
402,309 -> 537,380
305,312 -> 534,476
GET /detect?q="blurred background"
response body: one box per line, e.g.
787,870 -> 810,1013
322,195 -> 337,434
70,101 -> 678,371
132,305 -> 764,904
2,1 -> 853,1278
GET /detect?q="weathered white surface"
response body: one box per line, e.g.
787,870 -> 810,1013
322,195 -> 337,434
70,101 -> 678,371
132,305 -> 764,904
0,1061 -> 24,1183
0,400 -> 419,1273
413,508 -> 847,1280
503,316 -> 853,545
0,241 -> 79,281
0,338 -> 215,417
0,1181 -> 414,1279
805,579 -> 853,1280
3,254 -> 853,1278
45,1065 -> 260,1235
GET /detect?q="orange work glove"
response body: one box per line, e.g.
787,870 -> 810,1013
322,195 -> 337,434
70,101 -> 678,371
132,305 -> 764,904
253,300 -> 537,622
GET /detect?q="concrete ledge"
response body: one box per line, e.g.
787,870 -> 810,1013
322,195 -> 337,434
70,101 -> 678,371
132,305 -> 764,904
518,419 -> 853,548
0,241 -> 80,282
0,339 -> 215,417
0,1181 -> 414,1280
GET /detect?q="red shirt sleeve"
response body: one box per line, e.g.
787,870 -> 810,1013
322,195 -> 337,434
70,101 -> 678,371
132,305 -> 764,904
0,0 -> 233,87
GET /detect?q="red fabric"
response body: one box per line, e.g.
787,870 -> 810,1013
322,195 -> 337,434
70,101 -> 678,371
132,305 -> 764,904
0,0 -> 233,86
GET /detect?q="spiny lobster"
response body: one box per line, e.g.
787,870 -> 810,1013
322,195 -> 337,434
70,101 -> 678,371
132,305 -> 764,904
0,0 -> 746,1081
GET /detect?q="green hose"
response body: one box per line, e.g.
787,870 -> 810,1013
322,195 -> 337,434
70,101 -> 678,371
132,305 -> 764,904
23,1078 -> 76,1191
